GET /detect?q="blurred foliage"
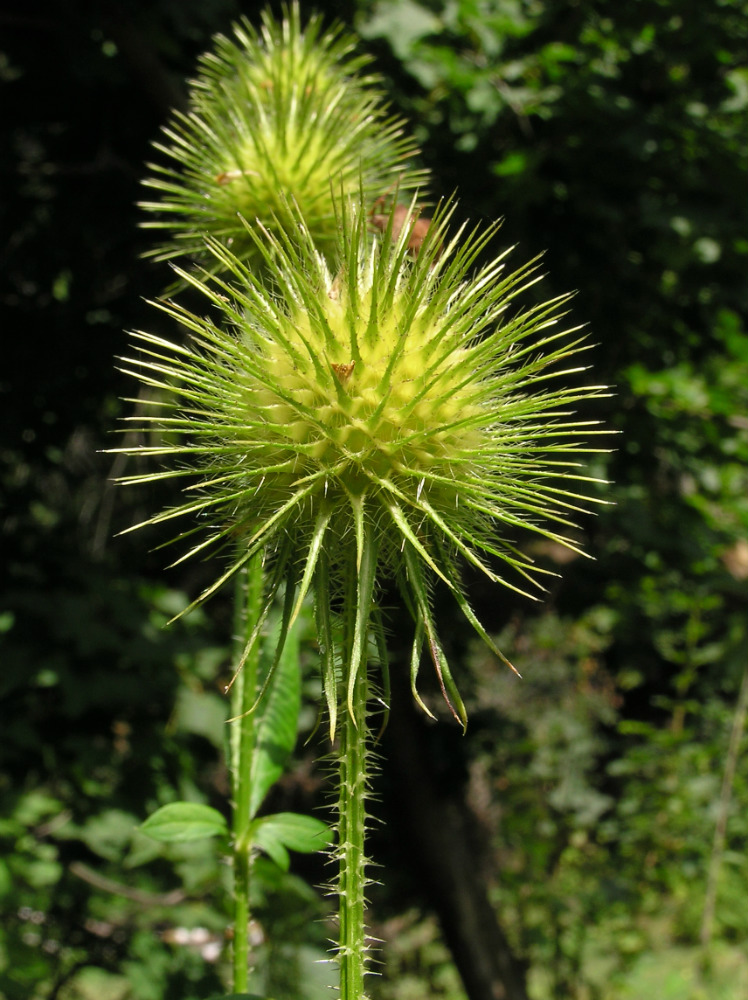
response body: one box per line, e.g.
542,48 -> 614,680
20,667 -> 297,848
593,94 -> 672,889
373,909 -> 467,1000
467,608 -> 748,998
2,0 -> 747,997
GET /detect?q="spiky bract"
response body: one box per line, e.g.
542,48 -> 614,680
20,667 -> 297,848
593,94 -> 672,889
117,199 -> 608,730
140,3 -> 426,273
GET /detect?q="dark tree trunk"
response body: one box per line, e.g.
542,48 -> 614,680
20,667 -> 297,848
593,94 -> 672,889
382,666 -> 529,1000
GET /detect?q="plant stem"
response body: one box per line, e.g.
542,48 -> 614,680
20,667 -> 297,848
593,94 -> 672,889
700,655 -> 748,954
230,553 -> 264,993
337,621 -> 371,999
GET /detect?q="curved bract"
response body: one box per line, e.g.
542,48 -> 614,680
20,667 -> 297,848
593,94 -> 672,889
140,3 -> 426,273
117,198 -> 609,731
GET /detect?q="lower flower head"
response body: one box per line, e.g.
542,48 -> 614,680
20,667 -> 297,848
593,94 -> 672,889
118,199 -> 609,727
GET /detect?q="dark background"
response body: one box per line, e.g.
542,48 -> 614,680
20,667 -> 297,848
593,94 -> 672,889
2,2 -> 747,998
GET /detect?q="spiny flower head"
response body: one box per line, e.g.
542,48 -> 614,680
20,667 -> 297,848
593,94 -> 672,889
117,199 -> 609,731
140,3 -> 426,273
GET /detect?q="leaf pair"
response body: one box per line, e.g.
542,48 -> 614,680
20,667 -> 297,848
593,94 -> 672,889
141,606 -> 330,868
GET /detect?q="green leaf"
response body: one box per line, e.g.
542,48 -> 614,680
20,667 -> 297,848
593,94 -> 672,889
75,808 -> 139,862
248,615 -> 302,818
140,802 -> 228,843
359,0 -> 442,59
207,995 -> 275,1000
250,812 -> 332,871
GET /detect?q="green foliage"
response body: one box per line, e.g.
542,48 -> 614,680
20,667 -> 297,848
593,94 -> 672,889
373,909 -> 467,1000
137,608 -> 331,865
142,802 -> 230,842
207,995 -> 271,1000
625,307 -> 748,540
0,562 -> 330,999
246,605 -> 307,820
468,607 -> 748,998
248,812 -> 330,873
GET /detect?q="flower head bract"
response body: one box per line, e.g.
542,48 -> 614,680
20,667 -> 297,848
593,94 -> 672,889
117,198 -> 609,732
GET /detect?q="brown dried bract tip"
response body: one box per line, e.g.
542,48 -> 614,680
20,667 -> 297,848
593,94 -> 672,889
331,361 -> 355,384
369,198 -> 441,261
215,169 -> 259,185
328,274 -> 342,301
215,170 -> 244,185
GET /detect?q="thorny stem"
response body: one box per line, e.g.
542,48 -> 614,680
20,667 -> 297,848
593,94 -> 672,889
230,554 -> 264,993
336,573 -> 372,1000
337,670 -> 370,999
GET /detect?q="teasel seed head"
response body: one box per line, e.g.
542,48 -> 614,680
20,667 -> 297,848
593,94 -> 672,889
140,3 -> 427,275
116,198 -> 610,732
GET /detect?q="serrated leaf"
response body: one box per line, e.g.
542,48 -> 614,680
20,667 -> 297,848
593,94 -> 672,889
140,802 -> 228,843
250,812 -> 332,871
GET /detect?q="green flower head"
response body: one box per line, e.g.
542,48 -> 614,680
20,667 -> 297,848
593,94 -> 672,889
118,199 -> 609,732
140,3 -> 426,273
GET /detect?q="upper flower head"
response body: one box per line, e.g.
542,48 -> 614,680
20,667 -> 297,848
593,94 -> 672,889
140,3 -> 426,273
118,198 -> 609,729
